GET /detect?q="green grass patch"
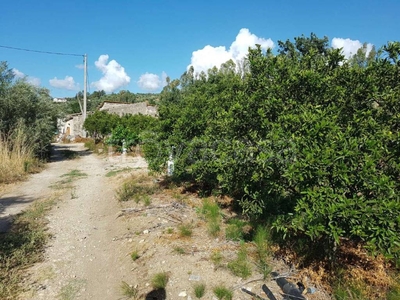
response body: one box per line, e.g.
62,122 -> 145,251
178,223 -> 193,237
225,218 -> 251,241
172,246 -> 186,255
105,167 -> 132,177
0,197 -> 56,299
227,243 -> 252,279
130,250 -> 140,261
213,285 -> 233,300
199,199 -> 221,237
193,283 -> 206,298
151,272 -> 169,289
50,169 -> 87,189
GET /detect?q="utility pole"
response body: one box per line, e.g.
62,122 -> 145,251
83,54 -> 87,137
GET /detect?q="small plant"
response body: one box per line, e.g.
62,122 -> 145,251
225,218 -> 251,241
210,250 -> 224,269
166,227 -> 174,234
120,281 -> 138,299
143,195 -> 152,206
178,223 -> 193,237
253,226 -> 272,279
151,272 -> 169,289
193,283 -> 206,298
213,285 -> 233,300
116,177 -> 158,202
173,246 -> 186,255
105,167 -> 132,177
200,199 -> 221,237
227,243 -> 252,279
130,250 -> 140,261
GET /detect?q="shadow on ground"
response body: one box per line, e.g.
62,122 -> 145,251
50,143 -> 91,163
145,288 -> 166,300
0,195 -> 35,232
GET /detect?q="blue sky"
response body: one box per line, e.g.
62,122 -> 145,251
1,0 -> 399,98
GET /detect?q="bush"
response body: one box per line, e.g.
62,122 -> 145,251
144,36 -> 400,261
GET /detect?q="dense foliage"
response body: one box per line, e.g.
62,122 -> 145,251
83,111 -> 158,151
0,61 -> 58,158
143,35 -> 400,260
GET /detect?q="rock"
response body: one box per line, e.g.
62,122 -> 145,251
189,275 -> 201,281
179,291 -> 187,297
143,230 -> 149,234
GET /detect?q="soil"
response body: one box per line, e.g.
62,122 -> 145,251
0,143 -> 330,300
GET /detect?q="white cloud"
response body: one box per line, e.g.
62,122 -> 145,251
12,68 -> 24,78
12,68 -> 41,86
137,72 -> 166,91
27,77 -> 41,87
49,76 -> 79,90
189,28 -> 274,74
331,38 -> 373,59
75,64 -> 85,69
92,54 -> 130,93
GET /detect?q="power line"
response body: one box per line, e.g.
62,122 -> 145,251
0,44 -> 83,57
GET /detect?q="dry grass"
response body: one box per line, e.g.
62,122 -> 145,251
0,127 -> 39,184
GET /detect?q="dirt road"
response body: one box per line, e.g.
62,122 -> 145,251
1,143 -> 146,299
2,143 -> 313,300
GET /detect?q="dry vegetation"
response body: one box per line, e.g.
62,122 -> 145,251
0,128 -> 40,184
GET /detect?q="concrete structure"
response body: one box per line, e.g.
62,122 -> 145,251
58,113 -> 86,139
98,101 -> 158,117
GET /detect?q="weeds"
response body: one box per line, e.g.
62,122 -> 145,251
0,197 -> 56,299
213,285 -> 233,300
120,281 -> 139,299
193,283 -> 206,298
210,250 -> 224,270
151,272 -> 169,289
225,218 -> 251,241
178,223 -> 193,237
253,226 -> 272,279
173,246 -> 186,255
227,243 -> 252,279
51,169 -> 87,189
199,199 -> 221,237
116,175 -> 158,202
143,195 -> 152,206
105,167 -> 132,178
130,251 -> 140,261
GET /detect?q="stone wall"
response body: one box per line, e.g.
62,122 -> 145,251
99,102 -> 158,117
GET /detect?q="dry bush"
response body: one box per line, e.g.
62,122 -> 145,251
0,127 -> 37,184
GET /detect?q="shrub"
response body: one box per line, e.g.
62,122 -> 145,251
193,283 -> 206,298
151,272 -> 169,289
213,285 -> 233,300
